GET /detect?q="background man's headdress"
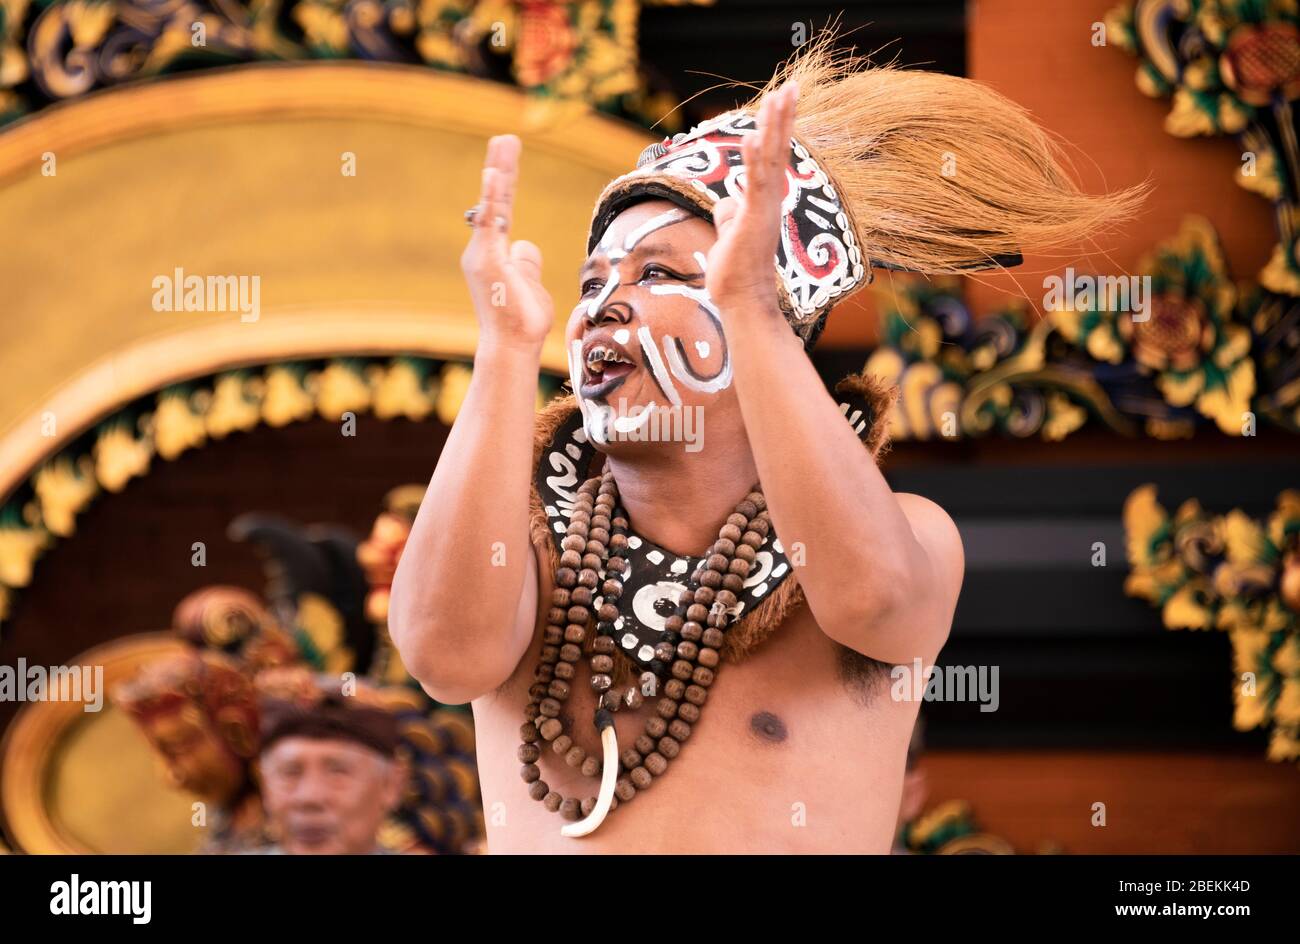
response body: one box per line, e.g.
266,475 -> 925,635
587,34 -> 1145,348
115,649 -> 260,762
255,667 -> 401,759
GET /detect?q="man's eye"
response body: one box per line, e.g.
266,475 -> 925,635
581,279 -> 604,295
641,265 -> 676,281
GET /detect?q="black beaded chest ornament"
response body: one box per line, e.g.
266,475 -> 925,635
519,468 -> 770,837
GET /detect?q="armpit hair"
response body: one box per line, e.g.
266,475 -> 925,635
835,643 -> 891,708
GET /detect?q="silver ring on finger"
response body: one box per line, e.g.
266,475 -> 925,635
464,205 -> 480,227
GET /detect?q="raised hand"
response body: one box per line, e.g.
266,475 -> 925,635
460,135 -> 555,351
706,81 -> 799,314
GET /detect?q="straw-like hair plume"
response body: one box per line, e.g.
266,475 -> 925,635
746,33 -> 1146,274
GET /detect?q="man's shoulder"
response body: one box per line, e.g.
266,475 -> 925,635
895,493 -> 963,577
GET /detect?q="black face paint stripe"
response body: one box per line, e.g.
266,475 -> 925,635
666,330 -> 728,384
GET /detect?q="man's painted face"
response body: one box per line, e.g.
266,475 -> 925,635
567,199 -> 733,450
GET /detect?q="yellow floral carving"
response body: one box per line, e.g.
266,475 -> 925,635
33,456 -> 97,538
316,361 -> 372,421
1127,486 -> 1300,763
1260,243 -> 1300,296
94,424 -> 153,493
1267,726 -> 1300,762
152,392 -> 207,461
205,374 -> 262,439
262,366 -> 315,428
0,521 -> 48,588
435,363 -> 474,426
372,361 -> 435,421
1274,678 -> 1300,727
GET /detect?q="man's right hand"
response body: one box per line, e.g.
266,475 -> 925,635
460,135 -> 554,351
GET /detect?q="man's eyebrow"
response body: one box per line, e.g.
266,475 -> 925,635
578,239 -> 687,275
629,240 -> 682,261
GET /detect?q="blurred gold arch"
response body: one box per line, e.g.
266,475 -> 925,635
0,61 -> 652,500
0,633 -> 196,854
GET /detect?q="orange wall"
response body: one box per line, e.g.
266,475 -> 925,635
966,0 -> 1276,316
820,0 -> 1277,347
924,749 -> 1300,854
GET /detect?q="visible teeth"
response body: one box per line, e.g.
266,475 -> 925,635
585,344 -> 629,374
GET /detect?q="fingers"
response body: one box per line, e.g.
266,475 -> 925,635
468,166 -> 505,263
766,81 -> 797,166
510,239 -> 543,282
783,80 -> 799,138
741,81 -> 797,218
469,135 -> 522,260
487,134 -> 521,232
712,196 -> 741,235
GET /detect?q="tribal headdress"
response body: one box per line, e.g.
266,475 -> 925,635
587,35 -> 1144,348
255,668 -> 402,758
114,649 -> 260,803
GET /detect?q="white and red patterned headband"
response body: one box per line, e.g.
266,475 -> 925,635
587,110 -> 868,341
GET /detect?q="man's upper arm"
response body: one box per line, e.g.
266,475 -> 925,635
512,540 -> 542,658
899,493 -> 964,590
897,491 -> 965,643
842,492 -> 962,666
485,537 -> 544,700
427,536 -> 542,706
823,492 -> 963,666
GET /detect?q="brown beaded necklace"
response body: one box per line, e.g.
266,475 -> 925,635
519,466 -> 769,837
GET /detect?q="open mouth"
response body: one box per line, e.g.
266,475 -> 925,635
581,338 -> 637,400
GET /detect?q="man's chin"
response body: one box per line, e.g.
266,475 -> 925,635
284,828 -> 342,855
584,399 -> 703,456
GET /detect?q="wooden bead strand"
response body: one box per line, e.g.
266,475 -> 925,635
519,473 -> 768,836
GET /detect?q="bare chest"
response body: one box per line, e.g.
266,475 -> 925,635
472,604 -> 918,853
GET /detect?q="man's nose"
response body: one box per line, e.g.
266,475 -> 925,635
583,300 -> 633,330
289,773 -> 330,807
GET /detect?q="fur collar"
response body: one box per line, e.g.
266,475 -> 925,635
528,370 -> 896,668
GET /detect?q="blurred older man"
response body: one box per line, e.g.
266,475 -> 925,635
254,671 -> 404,855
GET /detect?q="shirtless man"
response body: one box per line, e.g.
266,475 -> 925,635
390,43 -> 1135,852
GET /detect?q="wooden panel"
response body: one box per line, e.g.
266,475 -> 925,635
0,415 -> 448,736
922,749 -> 1300,853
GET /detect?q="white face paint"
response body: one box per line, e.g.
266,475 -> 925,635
621,208 -> 692,254
588,207 -> 694,319
637,324 -> 682,408
652,248 -> 732,396
585,268 -> 621,321
650,283 -> 733,394
576,208 -> 696,445
575,206 -> 736,445
612,401 -> 657,434
569,338 -> 603,444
